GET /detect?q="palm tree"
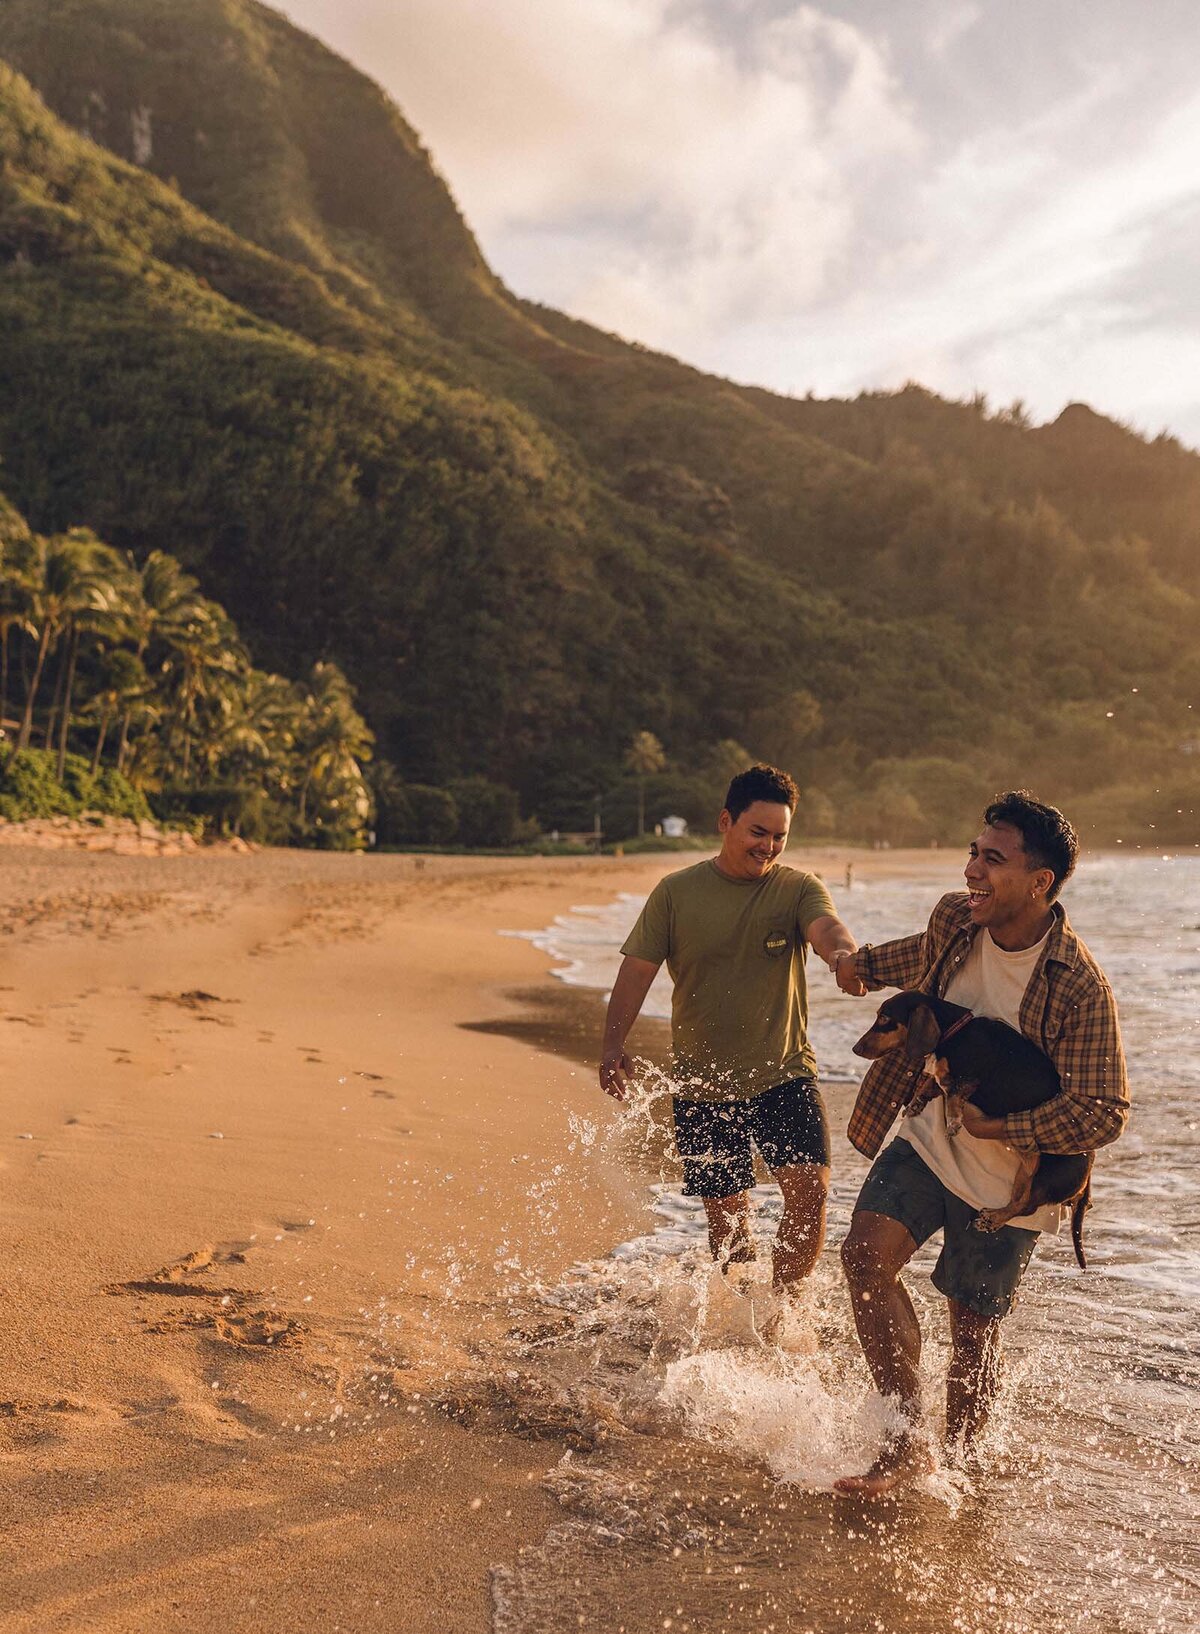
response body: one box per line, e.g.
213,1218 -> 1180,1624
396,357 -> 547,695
115,552 -> 209,772
293,662 -> 374,831
51,533 -> 128,778
154,598 -> 247,782
218,670 -> 302,781
624,729 -> 666,837
85,648 -> 150,775
199,669 -> 305,834
0,518 -> 36,745
15,532 -> 115,754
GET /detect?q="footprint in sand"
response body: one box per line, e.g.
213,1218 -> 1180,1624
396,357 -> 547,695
105,1245 -> 304,1354
105,1242 -> 255,1298
212,1310 -> 301,1348
149,991 -> 240,1027
370,1088 -> 396,1100
1,1395 -> 97,1418
0,1395 -> 116,1450
143,1304 -> 303,1351
120,1371 -> 271,1443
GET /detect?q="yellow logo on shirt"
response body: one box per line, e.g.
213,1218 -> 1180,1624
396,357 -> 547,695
763,930 -> 790,957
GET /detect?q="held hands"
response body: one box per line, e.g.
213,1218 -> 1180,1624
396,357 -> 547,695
599,1050 -> 633,1101
831,948 -> 868,997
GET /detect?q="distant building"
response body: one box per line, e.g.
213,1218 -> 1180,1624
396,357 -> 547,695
662,815 -> 688,838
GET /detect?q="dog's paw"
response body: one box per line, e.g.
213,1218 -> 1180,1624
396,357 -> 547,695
944,1096 -> 969,1137
972,1210 -> 1002,1234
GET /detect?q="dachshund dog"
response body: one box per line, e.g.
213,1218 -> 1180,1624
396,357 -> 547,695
853,990 -> 1092,1267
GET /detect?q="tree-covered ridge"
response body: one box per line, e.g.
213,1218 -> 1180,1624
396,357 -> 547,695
0,486 -> 373,843
0,1 -> 1196,849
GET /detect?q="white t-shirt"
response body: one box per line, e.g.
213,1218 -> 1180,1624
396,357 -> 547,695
898,926 -> 1061,1232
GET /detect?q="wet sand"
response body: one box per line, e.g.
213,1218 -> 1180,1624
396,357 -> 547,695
0,847 -> 679,1633
0,842 -> 919,1633
11,843 -> 1178,1634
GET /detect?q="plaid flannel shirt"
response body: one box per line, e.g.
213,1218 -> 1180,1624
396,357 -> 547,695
847,891 -> 1128,1160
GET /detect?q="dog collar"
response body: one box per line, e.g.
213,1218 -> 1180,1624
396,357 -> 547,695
939,1011 -> 974,1044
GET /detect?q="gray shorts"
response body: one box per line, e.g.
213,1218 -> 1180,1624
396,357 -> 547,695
854,1138 -> 1039,1321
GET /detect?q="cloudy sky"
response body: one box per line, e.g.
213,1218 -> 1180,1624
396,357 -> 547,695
278,0 -> 1200,445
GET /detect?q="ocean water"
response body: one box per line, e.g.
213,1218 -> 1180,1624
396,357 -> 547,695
484,857 -> 1199,1633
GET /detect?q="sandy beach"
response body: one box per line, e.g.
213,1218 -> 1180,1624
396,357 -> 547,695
0,844 -> 852,1631
0,842 -> 932,1632
3,844 -> 1194,1634
0,847 -> 651,1632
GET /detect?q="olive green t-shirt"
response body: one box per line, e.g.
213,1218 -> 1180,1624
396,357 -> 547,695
620,859 -> 836,1102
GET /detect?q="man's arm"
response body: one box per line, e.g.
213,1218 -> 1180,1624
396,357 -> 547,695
844,928 -> 932,996
842,892 -> 969,994
963,982 -> 1129,1153
807,914 -> 868,997
599,955 -> 661,1101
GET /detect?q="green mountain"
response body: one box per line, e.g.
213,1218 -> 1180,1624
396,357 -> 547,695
0,0 -> 1196,843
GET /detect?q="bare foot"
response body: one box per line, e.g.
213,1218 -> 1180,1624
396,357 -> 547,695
761,1293 -> 818,1354
834,1433 -> 934,1497
723,1258 -> 758,1292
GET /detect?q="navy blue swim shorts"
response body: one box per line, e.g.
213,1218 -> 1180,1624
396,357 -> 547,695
671,1077 -> 831,1197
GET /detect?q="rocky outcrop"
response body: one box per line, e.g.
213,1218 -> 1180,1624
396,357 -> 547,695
0,815 -> 256,854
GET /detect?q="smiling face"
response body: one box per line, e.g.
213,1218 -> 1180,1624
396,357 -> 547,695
964,820 -> 1055,945
715,799 -> 792,880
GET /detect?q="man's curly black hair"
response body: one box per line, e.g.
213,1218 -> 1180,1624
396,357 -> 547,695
983,790 -> 1078,900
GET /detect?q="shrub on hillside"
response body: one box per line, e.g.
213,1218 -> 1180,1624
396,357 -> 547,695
446,777 -> 523,848
0,747 -> 150,822
89,764 -> 151,821
389,784 -> 459,847
366,760 -> 413,847
0,747 -> 79,820
153,782 -> 280,842
796,786 -> 837,837
601,773 -> 717,841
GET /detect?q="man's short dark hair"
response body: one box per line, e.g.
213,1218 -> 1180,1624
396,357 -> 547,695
724,764 -> 799,821
983,790 -> 1078,900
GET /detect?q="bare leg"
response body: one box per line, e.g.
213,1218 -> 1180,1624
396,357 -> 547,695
701,1190 -> 756,1268
835,1212 -> 934,1496
946,1299 -> 1002,1449
770,1162 -> 830,1290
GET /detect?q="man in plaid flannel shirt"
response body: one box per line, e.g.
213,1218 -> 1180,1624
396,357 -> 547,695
830,792 -> 1128,1497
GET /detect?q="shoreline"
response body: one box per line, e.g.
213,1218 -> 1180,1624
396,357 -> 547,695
0,844 -> 958,1632
0,848 -> 703,1633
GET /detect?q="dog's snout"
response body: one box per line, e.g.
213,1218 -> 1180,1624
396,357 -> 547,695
852,1016 -> 902,1058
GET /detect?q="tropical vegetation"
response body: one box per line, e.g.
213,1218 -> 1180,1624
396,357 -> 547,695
0,496 -> 372,844
0,0 -> 1196,851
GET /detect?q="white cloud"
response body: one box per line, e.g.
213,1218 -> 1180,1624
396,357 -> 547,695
277,0 -> 1200,444
281,0 -> 921,348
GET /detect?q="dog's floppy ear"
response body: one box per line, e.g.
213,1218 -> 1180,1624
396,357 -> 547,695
902,1001 -> 942,1064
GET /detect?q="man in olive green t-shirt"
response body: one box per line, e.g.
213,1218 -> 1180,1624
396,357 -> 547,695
600,764 -> 865,1297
